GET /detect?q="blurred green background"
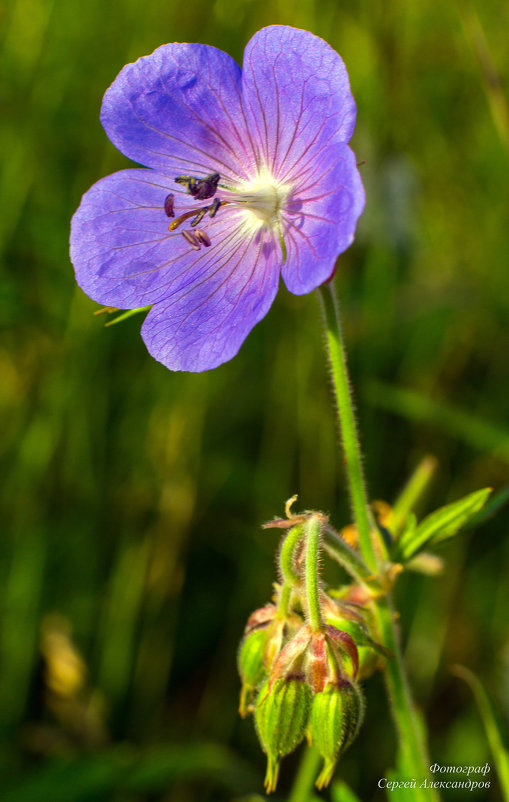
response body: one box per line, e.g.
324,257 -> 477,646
1,0 -> 508,799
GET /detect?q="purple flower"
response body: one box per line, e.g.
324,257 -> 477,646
70,26 -> 364,372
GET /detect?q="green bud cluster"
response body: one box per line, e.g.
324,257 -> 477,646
239,617 -> 366,792
238,505 -> 388,793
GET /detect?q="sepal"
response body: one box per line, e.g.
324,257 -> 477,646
238,629 -> 269,717
311,680 -> 365,789
255,676 -> 312,793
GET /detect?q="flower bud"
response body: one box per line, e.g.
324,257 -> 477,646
341,681 -> 365,750
255,676 -> 312,793
238,629 -> 269,717
325,616 -> 391,680
311,680 -> 365,789
245,604 -> 277,634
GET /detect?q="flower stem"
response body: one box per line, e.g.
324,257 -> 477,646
277,525 -> 304,618
279,524 -> 303,586
277,582 -> 292,619
322,524 -> 378,588
288,744 -> 322,802
317,282 -> 377,572
317,278 -> 438,799
373,597 -> 440,802
305,515 -> 323,632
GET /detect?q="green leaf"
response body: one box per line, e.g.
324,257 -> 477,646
394,488 -> 492,561
459,485 -> 509,531
452,666 -> 509,801
397,512 -> 417,552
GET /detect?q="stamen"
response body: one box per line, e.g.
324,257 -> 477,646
181,229 -> 201,250
170,200 -> 226,232
194,228 -> 211,247
209,198 -> 221,218
175,172 -> 220,200
164,193 -> 175,217
194,172 -> 220,200
175,175 -> 197,194
190,207 -> 208,228
169,209 -> 200,231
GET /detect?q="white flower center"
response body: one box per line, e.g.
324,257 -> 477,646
230,168 -> 291,233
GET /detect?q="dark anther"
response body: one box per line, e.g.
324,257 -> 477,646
175,172 -> 220,201
194,172 -> 220,200
169,199 -> 224,233
209,198 -> 221,218
164,194 -> 175,218
194,228 -> 211,247
175,175 -> 197,194
181,229 -> 201,250
190,200 -> 223,228
190,207 -> 208,228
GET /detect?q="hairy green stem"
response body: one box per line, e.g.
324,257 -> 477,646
374,598 -> 439,801
277,582 -> 292,618
317,278 -> 438,799
318,282 -> 377,572
305,516 -> 323,632
322,525 -> 378,588
277,525 -> 304,618
279,524 -> 303,586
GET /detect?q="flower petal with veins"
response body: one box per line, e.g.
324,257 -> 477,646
70,25 -> 365,372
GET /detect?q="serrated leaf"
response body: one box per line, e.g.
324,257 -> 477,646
395,488 -> 492,561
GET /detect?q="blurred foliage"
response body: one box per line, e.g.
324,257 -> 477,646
1,0 -> 509,799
